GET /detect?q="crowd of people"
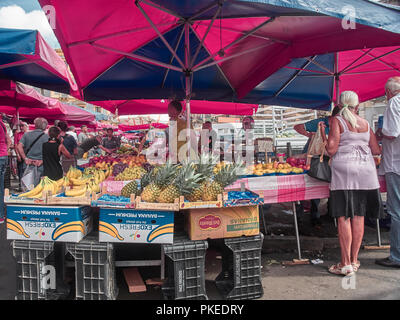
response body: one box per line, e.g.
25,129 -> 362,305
0,120 -> 123,224
0,77 -> 399,279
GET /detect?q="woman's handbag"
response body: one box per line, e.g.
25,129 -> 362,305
307,141 -> 331,182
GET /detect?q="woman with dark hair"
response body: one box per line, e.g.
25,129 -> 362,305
57,121 -> 78,173
42,126 -> 72,181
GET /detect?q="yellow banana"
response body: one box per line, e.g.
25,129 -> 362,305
65,186 -> 88,197
147,224 -> 174,243
7,219 -> 30,238
69,177 -> 88,186
52,223 -> 85,240
99,222 -> 124,241
18,179 -> 44,198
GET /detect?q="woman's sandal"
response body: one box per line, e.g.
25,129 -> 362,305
352,261 -> 360,272
328,263 -> 355,276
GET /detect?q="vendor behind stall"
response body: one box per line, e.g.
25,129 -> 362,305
102,128 -> 120,153
77,135 -> 113,159
166,99 -> 197,162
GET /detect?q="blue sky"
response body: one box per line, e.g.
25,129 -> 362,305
0,0 -> 60,48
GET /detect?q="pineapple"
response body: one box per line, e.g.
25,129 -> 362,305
121,180 -> 139,198
202,162 -> 244,201
140,162 -> 177,203
158,164 -> 202,203
187,154 -> 217,202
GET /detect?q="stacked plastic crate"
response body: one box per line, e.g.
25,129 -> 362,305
12,240 -> 57,300
66,234 -> 118,300
161,234 -> 208,300
215,233 -> 264,300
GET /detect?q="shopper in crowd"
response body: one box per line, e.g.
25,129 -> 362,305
14,121 -> 29,191
17,117 -> 49,179
375,77 -> 400,268
77,125 -> 89,145
0,115 -> 12,224
42,126 -> 72,181
57,121 -> 78,173
293,106 -> 341,227
198,120 -> 218,155
67,126 -> 78,142
77,135 -> 113,159
320,91 -> 383,276
101,128 -> 120,153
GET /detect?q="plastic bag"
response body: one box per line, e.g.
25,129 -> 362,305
21,165 -> 40,191
307,128 -> 328,157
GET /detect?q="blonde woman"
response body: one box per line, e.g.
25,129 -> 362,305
320,91 -> 384,276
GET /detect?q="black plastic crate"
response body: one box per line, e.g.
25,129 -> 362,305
215,233 -> 264,300
12,240 -> 60,300
162,234 -> 208,300
66,233 -> 118,300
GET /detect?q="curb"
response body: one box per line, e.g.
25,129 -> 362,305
262,235 -> 339,253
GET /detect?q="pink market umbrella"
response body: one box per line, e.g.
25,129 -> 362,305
94,99 -> 258,116
0,28 -> 77,95
0,79 -> 61,109
118,123 -> 168,131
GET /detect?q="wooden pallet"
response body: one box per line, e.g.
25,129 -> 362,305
4,188 -> 47,205
46,191 -> 95,206
179,194 -> 223,210
135,196 -> 179,211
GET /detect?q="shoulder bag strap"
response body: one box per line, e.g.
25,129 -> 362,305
25,132 -> 45,157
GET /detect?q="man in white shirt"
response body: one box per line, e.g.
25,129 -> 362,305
376,76 -> 400,268
67,126 -> 78,142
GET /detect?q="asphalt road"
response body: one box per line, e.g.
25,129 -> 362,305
1,217 -> 399,300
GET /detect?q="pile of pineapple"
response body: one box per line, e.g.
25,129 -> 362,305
115,166 -> 147,181
120,155 -> 244,204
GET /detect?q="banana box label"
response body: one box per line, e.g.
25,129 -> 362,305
99,208 -> 174,244
6,205 -> 92,242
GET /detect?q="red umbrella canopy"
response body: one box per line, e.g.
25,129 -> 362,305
94,99 -> 258,115
38,0 -> 400,105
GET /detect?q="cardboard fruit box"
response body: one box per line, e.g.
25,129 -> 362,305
185,205 -> 259,240
6,205 -> 93,242
99,208 -> 174,244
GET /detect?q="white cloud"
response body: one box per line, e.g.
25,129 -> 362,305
0,5 -> 59,48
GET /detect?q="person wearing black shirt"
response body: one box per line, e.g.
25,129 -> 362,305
42,126 -> 71,181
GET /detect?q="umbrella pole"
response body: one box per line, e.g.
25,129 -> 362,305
335,52 -> 340,105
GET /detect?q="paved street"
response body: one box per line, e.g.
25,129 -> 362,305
1,217 -> 399,300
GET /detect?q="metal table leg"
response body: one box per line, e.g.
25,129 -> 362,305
376,219 -> 382,247
292,202 -> 302,260
160,245 -> 165,280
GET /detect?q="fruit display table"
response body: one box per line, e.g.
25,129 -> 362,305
228,174 -> 330,203
227,173 -> 388,262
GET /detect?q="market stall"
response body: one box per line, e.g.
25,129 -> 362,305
5,0 -> 399,301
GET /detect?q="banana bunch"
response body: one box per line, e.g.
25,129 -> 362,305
65,184 -> 90,197
18,176 -> 59,199
66,167 -> 82,180
64,177 -> 101,197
